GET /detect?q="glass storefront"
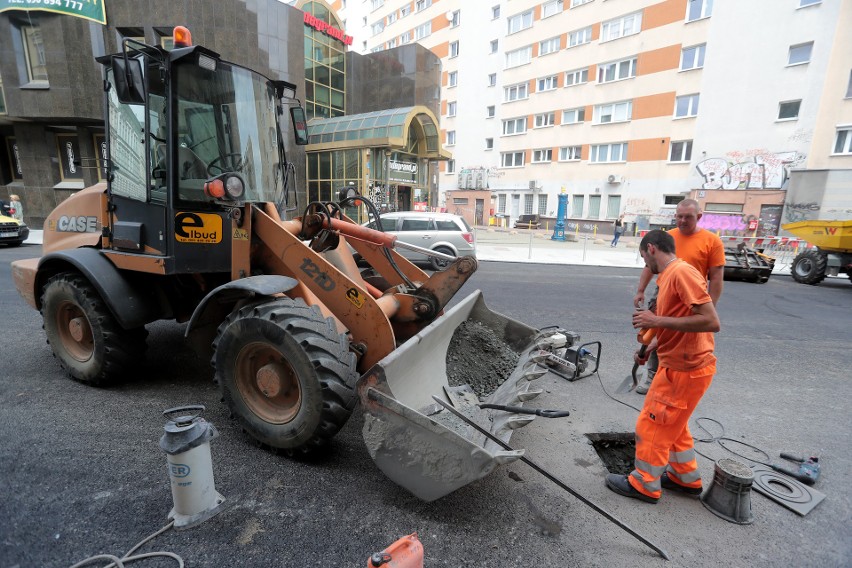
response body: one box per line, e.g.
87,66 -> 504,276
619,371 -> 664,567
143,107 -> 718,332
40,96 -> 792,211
301,1 -> 346,119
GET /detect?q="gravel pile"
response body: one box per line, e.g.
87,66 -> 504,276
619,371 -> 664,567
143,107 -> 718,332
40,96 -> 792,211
446,319 -> 520,398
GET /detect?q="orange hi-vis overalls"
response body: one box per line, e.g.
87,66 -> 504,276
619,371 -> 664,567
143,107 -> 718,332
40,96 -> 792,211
629,260 -> 717,499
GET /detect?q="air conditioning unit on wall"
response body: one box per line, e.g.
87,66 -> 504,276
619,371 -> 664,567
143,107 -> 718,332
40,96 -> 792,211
607,174 -> 623,184
529,180 -> 538,190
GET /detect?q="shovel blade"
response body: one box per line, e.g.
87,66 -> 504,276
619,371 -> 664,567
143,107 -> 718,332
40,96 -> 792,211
615,364 -> 643,394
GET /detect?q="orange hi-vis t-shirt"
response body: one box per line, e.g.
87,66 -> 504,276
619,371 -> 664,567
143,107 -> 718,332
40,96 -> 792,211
669,228 -> 726,280
655,259 -> 717,371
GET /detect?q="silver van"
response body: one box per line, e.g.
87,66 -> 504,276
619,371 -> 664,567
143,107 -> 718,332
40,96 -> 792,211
364,211 -> 477,270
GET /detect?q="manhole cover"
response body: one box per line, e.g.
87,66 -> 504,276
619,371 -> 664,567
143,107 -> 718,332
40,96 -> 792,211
587,432 -> 635,474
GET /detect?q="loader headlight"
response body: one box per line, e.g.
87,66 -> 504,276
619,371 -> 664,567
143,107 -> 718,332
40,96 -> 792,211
224,175 -> 244,199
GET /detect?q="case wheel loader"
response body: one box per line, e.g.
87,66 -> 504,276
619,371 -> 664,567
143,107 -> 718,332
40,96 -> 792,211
11,29 -> 599,500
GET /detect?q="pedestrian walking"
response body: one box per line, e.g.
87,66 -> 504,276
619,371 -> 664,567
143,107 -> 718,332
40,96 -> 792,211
9,194 -> 24,222
632,199 -> 725,394
610,214 -> 624,247
606,229 -> 721,503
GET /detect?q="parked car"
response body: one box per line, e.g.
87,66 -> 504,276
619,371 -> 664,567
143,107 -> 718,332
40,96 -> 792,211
0,200 -> 29,247
362,211 -> 476,270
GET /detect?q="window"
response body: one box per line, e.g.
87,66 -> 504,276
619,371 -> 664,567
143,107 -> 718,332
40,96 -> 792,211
387,38 -> 398,48
590,142 -> 628,163
0,74 -> 5,114
450,41 -> 459,57
486,105 -> 496,118
498,193 -> 507,212
533,149 -> 553,163
449,71 -> 458,87
508,10 -> 534,34
565,68 -> 589,87
401,4 -> 411,17
502,117 -> 527,135
542,1 -> 563,18
415,0 -> 432,12
798,0 -> 821,6
670,140 -> 693,162
594,101 -> 632,124
446,130 -> 456,145
488,73 -> 497,87
559,146 -> 582,161
846,70 -> 852,98
504,82 -> 529,102
372,0 -> 385,9
21,24 -> 48,83
447,159 -> 456,174
538,194 -> 548,215
370,45 -> 384,53
607,195 -> 622,219
788,42 -> 813,65
485,138 -> 494,150
562,107 -> 586,124
448,101 -> 457,117
501,151 -> 525,167
387,11 -> 398,24
572,195 -> 584,217
401,219 -> 431,231
524,194 -> 534,215
568,26 -> 592,47
681,44 -> 706,70
506,46 -> 532,68
415,21 -> 432,39
601,12 -> 642,42
598,57 -> 637,83
490,40 -> 499,54
833,128 -> 852,154
540,37 -> 561,56
571,0 -> 593,7
371,21 -> 385,36
535,113 -> 555,127
778,100 -> 801,120
589,195 -> 601,218
450,10 -> 460,27
401,31 -> 412,44
675,94 -> 700,117
538,75 -> 558,92
492,5 -> 501,19
687,0 -> 713,21
704,202 -> 743,213
664,195 -> 686,205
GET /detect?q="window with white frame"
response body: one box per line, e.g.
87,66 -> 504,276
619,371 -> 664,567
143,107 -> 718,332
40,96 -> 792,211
498,193 -> 507,212
508,10 -> 534,34
598,57 -> 637,83
415,21 -> 432,39
675,94 -> 700,117
788,42 -> 813,65
487,105 -> 496,118
686,0 -> 712,21
449,71 -> 458,87
571,195 -> 584,217
486,138 -> 494,150
834,127 -> 852,154
506,46 -> 532,68
559,146 -> 582,160
501,151 -> 525,167
590,142 -> 628,163
568,26 -> 592,47
538,75 -> 558,92
372,0 -> 384,10
370,45 -> 383,53
588,195 -> 601,217
846,70 -> 852,98
387,37 -> 398,48
535,112 -> 555,127
571,0 -> 593,7
401,30 -> 412,44
450,10 -> 460,27
502,117 -> 527,135
371,21 -> 385,36
504,82 -> 529,102
798,0 -> 821,6
492,5 -> 501,19
415,0 -> 432,12
446,131 -> 456,145
448,101 -> 457,117
542,0 -> 563,18
562,107 -> 585,124
450,41 -> 459,57
533,149 -> 553,163
387,11 -> 397,24
447,159 -> 455,173
540,37 -> 560,56
538,194 -> 548,215
778,100 -> 801,120
565,68 -> 589,87
681,44 -> 706,70
669,140 -> 693,162
600,12 -> 642,42
524,194 -> 534,214
490,40 -> 499,54
401,4 -> 411,17
488,73 -> 497,87
594,101 -> 632,124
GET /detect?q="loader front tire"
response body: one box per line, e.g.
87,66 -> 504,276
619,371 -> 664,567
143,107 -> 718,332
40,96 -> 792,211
41,273 -> 147,386
213,298 -> 358,455
791,250 -> 827,285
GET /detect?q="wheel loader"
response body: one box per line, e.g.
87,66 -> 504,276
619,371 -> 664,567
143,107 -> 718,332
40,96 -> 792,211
10,29 -> 598,501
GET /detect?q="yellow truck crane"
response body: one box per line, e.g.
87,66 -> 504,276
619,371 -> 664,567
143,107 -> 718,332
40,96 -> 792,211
10,28 -> 598,501
784,220 -> 852,285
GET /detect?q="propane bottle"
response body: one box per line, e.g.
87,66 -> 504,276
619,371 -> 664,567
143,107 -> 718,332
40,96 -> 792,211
367,533 -> 424,568
159,405 -> 225,529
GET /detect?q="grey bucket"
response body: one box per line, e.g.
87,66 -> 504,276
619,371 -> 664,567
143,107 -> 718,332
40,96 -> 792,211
701,458 -> 754,525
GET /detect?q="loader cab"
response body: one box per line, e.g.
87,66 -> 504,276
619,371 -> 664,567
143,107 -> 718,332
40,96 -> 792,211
102,32 -> 307,274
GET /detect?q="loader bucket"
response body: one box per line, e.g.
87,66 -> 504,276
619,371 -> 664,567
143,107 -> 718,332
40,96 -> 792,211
357,290 -> 558,502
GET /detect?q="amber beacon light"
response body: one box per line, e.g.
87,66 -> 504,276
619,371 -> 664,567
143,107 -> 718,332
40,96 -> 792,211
173,26 -> 192,48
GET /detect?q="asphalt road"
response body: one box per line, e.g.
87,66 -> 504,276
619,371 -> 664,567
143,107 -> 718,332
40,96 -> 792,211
1,243 -> 850,568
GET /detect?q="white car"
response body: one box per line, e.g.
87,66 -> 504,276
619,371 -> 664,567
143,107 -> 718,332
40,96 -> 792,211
362,211 -> 476,270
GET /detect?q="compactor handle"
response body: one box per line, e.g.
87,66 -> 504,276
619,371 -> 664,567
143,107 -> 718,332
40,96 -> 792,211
163,404 -> 205,424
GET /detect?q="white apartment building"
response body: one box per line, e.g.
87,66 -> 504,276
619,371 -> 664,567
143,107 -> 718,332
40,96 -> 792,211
333,0 -> 852,235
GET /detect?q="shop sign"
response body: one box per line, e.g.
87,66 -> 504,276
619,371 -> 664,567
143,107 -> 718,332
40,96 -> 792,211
389,158 -> 417,182
303,12 -> 353,45
0,0 -> 107,25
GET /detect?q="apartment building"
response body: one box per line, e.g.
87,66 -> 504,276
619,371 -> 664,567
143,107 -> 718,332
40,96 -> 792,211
342,0 -> 852,236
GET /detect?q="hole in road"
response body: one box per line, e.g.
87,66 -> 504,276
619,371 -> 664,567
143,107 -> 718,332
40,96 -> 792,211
587,432 -> 635,475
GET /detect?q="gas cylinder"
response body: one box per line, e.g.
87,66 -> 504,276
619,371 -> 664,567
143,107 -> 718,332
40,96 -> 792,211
159,405 -> 225,529
367,533 -> 424,568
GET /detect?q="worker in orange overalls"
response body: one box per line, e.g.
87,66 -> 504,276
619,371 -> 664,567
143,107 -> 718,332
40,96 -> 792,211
606,229 -> 721,503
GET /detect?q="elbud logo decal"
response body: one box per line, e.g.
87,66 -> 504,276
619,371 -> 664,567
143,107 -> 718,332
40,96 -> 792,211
175,213 -> 223,243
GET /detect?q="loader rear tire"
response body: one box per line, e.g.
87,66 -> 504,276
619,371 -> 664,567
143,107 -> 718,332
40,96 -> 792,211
791,250 -> 827,285
41,273 -> 147,386
213,298 -> 358,455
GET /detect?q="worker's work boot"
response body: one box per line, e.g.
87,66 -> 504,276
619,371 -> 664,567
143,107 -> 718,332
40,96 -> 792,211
635,369 -> 655,395
605,474 -> 659,504
661,473 -> 703,497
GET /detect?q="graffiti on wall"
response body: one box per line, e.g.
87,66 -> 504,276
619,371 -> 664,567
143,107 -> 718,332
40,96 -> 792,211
698,212 -> 756,234
783,201 -> 821,223
695,150 -> 804,190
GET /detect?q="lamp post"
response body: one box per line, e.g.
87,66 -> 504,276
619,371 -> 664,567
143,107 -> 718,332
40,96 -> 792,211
551,187 -> 568,241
